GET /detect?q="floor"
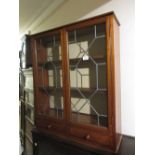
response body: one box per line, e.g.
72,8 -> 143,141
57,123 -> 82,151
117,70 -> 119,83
115,136 -> 135,155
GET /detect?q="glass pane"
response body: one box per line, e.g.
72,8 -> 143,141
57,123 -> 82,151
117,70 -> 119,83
25,91 -> 34,107
36,33 -> 64,118
25,104 -> 34,123
68,23 -> 108,127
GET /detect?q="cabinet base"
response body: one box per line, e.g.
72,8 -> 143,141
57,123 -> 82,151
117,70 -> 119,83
32,129 -> 122,154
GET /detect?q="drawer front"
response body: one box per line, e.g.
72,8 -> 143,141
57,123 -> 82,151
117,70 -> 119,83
36,116 -> 66,133
70,126 -> 111,146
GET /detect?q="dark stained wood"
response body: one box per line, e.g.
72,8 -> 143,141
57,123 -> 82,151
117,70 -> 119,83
110,14 -> 122,152
104,14 -> 122,152
106,14 -> 110,129
61,29 -> 71,131
30,12 -> 121,153
32,130 -> 134,155
105,14 -> 114,146
71,112 -> 108,127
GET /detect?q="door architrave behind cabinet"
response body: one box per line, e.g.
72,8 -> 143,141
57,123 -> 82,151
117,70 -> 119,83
31,12 -> 122,153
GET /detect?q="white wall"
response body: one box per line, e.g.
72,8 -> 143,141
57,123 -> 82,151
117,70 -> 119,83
28,0 -> 135,136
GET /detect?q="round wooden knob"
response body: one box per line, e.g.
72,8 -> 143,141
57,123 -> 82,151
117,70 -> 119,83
85,134 -> 90,140
34,142 -> 37,147
47,124 -> 52,128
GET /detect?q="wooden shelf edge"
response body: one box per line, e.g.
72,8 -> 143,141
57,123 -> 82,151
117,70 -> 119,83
39,86 -> 107,93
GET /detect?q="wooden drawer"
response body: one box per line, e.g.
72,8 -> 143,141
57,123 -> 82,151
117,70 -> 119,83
70,126 -> 111,146
36,116 -> 66,133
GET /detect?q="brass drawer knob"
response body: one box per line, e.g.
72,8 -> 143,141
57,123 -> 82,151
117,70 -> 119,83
47,124 -> 52,128
85,134 -> 90,140
34,142 -> 37,146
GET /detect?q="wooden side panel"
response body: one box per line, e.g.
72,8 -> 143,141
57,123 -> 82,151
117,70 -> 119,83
106,16 -> 113,135
110,15 -> 122,152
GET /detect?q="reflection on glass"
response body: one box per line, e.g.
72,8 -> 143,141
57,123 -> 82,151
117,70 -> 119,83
68,23 -> 108,127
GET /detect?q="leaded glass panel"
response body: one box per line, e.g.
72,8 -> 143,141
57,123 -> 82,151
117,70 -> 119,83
36,33 -> 64,118
68,23 -> 108,127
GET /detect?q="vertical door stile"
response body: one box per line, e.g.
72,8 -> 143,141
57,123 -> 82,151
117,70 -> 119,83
61,29 -> 71,129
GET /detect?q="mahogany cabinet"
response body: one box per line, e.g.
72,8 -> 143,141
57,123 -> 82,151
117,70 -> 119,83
31,12 -> 122,153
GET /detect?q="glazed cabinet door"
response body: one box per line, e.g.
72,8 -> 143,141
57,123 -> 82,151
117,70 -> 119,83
31,13 -> 121,153
32,32 -> 66,131
67,22 -> 108,127
66,17 -> 113,147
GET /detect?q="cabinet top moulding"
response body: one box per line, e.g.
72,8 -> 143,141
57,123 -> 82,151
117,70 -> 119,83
30,11 -> 120,38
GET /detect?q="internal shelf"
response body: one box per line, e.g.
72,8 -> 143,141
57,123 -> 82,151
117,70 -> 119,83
39,86 -> 62,93
69,57 -> 106,68
38,108 -> 107,127
38,60 -> 62,69
71,87 -> 107,93
38,56 -> 106,70
72,111 -> 108,127
39,86 -> 107,98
